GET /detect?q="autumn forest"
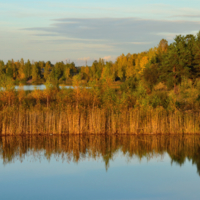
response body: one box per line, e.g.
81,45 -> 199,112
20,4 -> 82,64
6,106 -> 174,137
1,32 -> 200,135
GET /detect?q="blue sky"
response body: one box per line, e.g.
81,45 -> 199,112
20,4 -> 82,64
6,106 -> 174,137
1,0 -> 200,65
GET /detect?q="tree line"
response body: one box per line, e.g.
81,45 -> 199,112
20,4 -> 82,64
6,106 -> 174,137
78,32 -> 200,92
1,31 -> 200,112
0,59 -> 77,85
1,32 -> 200,92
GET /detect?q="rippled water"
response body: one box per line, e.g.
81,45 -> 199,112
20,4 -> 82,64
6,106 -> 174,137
0,135 -> 200,200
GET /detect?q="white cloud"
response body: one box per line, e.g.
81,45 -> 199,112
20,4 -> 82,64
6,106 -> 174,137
102,56 -> 116,61
78,57 -> 90,61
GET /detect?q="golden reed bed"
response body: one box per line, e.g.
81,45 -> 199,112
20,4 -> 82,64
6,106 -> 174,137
1,106 -> 200,135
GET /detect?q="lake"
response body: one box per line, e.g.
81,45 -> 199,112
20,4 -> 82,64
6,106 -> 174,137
0,135 -> 200,200
14,84 -> 74,91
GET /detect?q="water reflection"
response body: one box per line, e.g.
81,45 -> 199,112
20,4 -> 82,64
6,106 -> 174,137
1,135 -> 200,174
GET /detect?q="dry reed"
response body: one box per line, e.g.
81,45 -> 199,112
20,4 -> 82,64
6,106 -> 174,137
1,106 -> 200,135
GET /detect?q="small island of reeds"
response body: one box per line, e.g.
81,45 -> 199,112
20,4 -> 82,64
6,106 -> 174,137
1,32 -> 200,135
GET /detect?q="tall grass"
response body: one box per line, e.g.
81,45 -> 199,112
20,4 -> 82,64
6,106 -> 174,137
1,105 -> 200,135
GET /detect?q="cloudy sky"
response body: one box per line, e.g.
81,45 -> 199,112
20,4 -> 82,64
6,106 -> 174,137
1,0 -> 200,65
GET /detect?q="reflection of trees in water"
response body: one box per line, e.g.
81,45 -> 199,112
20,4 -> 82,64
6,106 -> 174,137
0,135 -> 200,174
190,146 -> 200,176
167,136 -> 200,175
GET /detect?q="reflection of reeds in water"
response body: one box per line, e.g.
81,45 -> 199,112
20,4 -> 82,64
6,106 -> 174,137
1,106 -> 200,134
1,135 -> 200,172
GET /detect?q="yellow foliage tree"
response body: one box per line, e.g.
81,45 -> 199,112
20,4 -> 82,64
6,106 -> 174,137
139,56 -> 148,74
32,87 -> 42,105
116,54 -> 127,80
18,59 -> 26,80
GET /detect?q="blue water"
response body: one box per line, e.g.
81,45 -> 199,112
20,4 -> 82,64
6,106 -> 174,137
0,135 -> 200,200
0,151 -> 200,200
14,84 -> 74,91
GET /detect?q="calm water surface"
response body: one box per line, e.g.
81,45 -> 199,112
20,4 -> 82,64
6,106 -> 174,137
0,135 -> 200,200
14,84 -> 74,91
